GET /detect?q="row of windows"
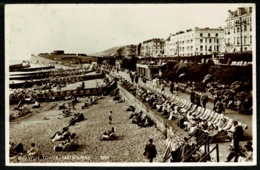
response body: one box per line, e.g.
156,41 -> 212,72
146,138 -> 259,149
200,38 -> 219,43
226,16 -> 252,27
200,45 -> 219,51
169,39 -> 194,46
171,34 -> 194,40
169,45 -> 219,52
200,33 -> 219,37
225,24 -> 252,34
225,35 -> 252,45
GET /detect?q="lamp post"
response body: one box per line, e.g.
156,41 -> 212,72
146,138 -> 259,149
235,17 -> 246,53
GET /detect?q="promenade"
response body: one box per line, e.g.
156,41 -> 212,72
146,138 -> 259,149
114,70 -> 254,162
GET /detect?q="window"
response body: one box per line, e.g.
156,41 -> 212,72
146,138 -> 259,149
216,46 -> 219,51
208,33 -> 210,37
216,33 -> 218,37
200,33 -> 203,37
205,45 -> 207,51
234,28 -> 236,33
244,25 -> 247,31
205,39 -> 207,43
200,39 -> 203,43
217,39 -> 219,43
209,39 -> 212,43
250,25 -> 252,31
200,45 -> 203,51
237,27 -> 239,32
250,35 -> 252,44
234,37 -> 236,45
244,36 -> 247,44
237,37 -> 240,44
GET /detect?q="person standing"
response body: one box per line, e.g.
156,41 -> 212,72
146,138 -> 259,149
109,111 -> 112,124
213,94 -> 222,111
169,81 -> 174,94
232,121 -> 244,151
225,121 -> 244,162
190,88 -> 196,104
200,92 -> 209,108
175,82 -> 179,96
144,139 -> 157,162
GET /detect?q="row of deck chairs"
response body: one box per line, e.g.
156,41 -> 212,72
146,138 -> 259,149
144,83 -> 248,142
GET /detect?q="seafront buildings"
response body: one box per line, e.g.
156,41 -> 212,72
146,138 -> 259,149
164,27 -> 224,57
224,6 -> 253,53
140,38 -> 165,57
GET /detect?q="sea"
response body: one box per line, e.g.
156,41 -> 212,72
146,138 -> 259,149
9,59 -> 25,66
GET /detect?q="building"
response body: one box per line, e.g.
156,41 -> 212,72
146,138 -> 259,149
140,38 -> 164,57
117,44 -> 138,58
224,6 -> 253,53
31,50 -> 97,64
164,27 -> 224,57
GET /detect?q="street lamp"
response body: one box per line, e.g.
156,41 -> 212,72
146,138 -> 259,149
235,17 -> 247,53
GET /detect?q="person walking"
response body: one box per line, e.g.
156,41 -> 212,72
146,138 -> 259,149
226,121 -> 244,162
144,139 -> 157,162
109,111 -> 112,124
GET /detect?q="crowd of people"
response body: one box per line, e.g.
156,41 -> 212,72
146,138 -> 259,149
119,75 -> 251,162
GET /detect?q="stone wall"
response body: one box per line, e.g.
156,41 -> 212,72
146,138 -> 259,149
118,84 -> 183,138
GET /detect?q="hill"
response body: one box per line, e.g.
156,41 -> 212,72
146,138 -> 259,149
88,45 -> 126,56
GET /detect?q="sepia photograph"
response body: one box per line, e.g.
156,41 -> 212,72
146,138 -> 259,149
5,3 -> 256,166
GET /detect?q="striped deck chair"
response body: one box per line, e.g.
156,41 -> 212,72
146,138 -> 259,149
207,111 -> 216,122
216,116 -> 228,130
186,104 -> 197,116
197,107 -> 206,118
170,95 -> 177,102
179,100 -> 188,108
219,116 -> 230,129
196,107 -> 205,117
180,102 -> 192,113
209,112 -> 219,123
222,118 -> 234,131
172,97 -> 181,104
201,109 -> 211,120
192,106 -> 201,117
212,114 -> 223,124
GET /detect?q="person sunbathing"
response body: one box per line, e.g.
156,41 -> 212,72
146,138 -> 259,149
51,127 -> 71,142
54,133 -> 79,151
26,143 -> 42,159
102,127 -> 116,140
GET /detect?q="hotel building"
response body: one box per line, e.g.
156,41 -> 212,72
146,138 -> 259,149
224,6 -> 253,53
164,27 -> 224,57
140,38 -> 164,57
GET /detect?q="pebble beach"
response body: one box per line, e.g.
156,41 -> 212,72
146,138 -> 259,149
9,95 -> 166,163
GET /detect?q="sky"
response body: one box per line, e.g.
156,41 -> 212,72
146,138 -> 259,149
5,3 -> 254,61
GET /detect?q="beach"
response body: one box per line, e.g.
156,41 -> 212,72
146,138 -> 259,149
9,95 -> 166,163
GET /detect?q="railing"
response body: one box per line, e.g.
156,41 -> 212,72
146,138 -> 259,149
199,144 -> 219,162
181,133 -> 212,162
